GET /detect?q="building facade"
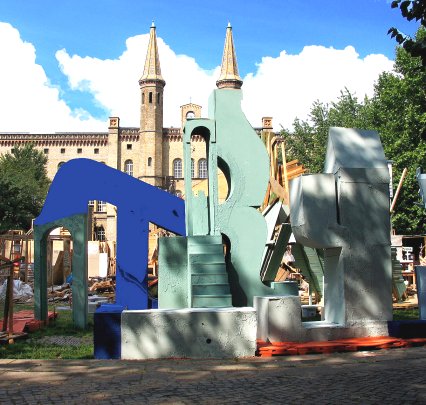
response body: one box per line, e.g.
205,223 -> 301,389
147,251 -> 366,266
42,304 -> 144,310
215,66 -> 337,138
0,23 -> 273,247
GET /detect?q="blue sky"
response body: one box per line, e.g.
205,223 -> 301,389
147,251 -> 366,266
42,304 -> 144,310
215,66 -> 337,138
0,0 -> 420,132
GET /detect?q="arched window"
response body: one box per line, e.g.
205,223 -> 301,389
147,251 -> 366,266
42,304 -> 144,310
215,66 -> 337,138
124,159 -> 133,176
157,93 -> 160,104
94,226 -> 106,242
149,92 -> 153,103
198,159 -> 208,178
173,158 -> 182,178
142,92 -> 145,104
148,157 -> 152,167
191,158 -> 195,178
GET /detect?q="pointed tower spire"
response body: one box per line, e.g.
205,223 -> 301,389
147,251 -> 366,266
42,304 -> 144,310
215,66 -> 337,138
139,22 -> 165,86
216,22 -> 243,89
139,23 -> 165,188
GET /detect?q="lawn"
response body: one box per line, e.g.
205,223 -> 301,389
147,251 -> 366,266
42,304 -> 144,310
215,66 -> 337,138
0,303 -> 94,359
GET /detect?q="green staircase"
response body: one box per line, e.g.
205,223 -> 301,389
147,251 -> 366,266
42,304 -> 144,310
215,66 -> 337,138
292,244 -> 324,300
188,235 -> 232,308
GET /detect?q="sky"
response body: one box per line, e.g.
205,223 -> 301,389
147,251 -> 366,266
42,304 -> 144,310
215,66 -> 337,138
0,0 -> 421,133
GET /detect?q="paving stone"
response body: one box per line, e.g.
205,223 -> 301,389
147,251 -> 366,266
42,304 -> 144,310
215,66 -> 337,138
1,347 -> 426,403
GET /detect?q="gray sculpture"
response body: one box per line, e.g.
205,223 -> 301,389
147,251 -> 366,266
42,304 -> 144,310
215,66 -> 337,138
291,127 -> 392,326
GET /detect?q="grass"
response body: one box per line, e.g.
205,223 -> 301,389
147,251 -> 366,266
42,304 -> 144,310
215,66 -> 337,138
0,303 -> 94,359
392,307 -> 419,321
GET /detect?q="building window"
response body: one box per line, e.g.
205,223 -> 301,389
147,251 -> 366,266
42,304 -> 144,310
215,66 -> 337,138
94,226 -> 106,242
142,92 -> 145,105
61,148 -> 65,154
198,159 -> 208,178
173,158 -> 182,178
44,148 -> 49,154
157,93 -> 160,104
149,92 -> 153,103
88,200 -> 95,207
58,162 -> 65,170
127,144 -> 132,150
124,159 -> 133,176
94,148 -> 99,154
191,159 -> 195,179
97,201 -> 106,212
77,148 -> 82,154
148,157 -> 152,167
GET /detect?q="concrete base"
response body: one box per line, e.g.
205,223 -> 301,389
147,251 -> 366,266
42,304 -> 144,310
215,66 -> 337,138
121,307 -> 257,359
254,295 -> 390,343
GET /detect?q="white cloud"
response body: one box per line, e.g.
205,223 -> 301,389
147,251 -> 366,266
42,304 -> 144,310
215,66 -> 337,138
56,35 -> 219,128
242,45 -> 394,130
0,22 -> 394,133
0,22 -> 105,133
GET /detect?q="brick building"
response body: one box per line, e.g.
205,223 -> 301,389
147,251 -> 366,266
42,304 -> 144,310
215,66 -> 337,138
0,23 -> 273,248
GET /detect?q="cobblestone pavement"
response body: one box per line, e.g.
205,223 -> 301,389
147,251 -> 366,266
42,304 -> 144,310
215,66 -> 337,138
1,346 -> 426,404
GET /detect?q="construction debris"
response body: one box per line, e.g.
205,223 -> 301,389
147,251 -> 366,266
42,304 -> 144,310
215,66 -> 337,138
0,279 -> 33,303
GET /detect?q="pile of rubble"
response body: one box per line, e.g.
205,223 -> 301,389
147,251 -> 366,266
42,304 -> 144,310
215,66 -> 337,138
47,277 -> 116,304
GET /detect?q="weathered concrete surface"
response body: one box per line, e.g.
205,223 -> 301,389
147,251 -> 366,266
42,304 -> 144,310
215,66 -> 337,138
121,307 -> 256,359
254,295 -> 303,342
255,295 -> 389,343
290,127 -> 392,327
1,347 -> 426,403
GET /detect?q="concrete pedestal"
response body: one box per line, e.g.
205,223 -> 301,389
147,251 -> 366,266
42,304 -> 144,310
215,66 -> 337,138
254,295 -> 389,343
121,307 -> 257,359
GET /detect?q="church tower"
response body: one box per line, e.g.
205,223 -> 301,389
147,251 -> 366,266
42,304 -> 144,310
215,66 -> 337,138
216,23 -> 243,89
139,22 -> 165,187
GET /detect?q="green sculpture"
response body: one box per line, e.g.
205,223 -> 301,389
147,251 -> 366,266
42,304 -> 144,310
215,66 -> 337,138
159,88 -> 297,308
34,214 -> 88,329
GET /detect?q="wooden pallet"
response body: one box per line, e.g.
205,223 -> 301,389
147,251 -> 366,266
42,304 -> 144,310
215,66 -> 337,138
0,310 -> 57,333
257,336 -> 426,357
0,331 -> 27,345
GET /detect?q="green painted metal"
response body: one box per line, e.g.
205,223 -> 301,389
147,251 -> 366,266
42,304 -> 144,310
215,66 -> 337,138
34,213 -> 88,328
261,223 -> 292,282
292,244 -> 324,299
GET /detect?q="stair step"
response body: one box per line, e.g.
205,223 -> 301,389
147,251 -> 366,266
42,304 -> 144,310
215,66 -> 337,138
189,253 -> 225,264
192,273 -> 229,284
187,235 -> 222,246
191,262 -> 227,274
192,294 -> 233,308
188,244 -> 224,255
192,283 -> 230,295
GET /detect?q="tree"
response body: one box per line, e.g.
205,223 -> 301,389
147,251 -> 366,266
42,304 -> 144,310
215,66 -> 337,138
0,144 -> 50,232
283,89 -> 373,173
371,28 -> 426,234
388,0 -> 426,66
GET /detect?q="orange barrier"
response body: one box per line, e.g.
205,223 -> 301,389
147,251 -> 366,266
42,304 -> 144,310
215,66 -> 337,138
257,336 -> 426,357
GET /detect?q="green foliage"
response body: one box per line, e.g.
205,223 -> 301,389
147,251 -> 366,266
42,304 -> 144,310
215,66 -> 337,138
284,89 -> 374,173
388,0 -> 426,66
370,29 -> 426,234
0,144 -> 50,232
